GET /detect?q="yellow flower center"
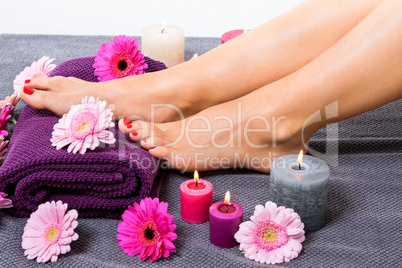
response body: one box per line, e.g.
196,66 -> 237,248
46,227 -> 59,241
32,74 -> 42,79
264,230 -> 276,242
256,220 -> 289,251
77,123 -> 88,132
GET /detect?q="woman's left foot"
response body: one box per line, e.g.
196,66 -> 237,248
119,89 -> 310,173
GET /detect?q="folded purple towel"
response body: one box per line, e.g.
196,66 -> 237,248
0,56 -> 167,218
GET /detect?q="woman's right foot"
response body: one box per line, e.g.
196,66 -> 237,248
20,68 -> 211,123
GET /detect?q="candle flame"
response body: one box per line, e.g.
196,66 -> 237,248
224,190 -> 231,205
297,149 -> 304,166
194,170 -> 199,184
161,19 -> 167,33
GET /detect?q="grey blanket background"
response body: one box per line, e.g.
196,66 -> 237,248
0,34 -> 401,267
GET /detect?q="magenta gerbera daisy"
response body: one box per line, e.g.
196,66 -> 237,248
93,35 -> 148,82
22,201 -> 79,263
13,56 -> 56,95
0,135 -> 9,165
234,201 -> 305,264
117,197 -> 177,262
0,105 -> 14,137
51,96 -> 116,154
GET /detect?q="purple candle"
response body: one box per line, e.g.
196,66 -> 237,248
209,191 -> 243,248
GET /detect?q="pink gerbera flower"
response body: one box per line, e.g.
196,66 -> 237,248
22,200 -> 79,263
0,105 -> 14,137
94,35 -> 148,82
0,135 -> 9,165
0,192 -> 12,209
13,56 -> 56,95
117,197 -> 177,262
234,201 -> 305,264
0,93 -> 20,108
51,96 -> 116,154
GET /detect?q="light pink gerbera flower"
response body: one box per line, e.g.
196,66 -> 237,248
0,93 -> 20,108
51,96 -> 116,154
94,35 -> 148,82
0,192 -> 12,209
22,200 -> 79,263
117,197 -> 177,262
13,56 -> 56,95
234,201 -> 305,264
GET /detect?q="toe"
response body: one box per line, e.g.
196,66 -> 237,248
27,76 -> 92,93
20,86 -> 53,110
25,76 -> 51,91
27,76 -> 63,92
20,87 -> 77,116
128,121 -> 154,142
148,147 -> 170,159
140,135 -> 165,150
120,120 -> 151,143
118,118 -> 134,134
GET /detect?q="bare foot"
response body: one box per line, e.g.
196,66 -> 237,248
20,71 -> 208,122
119,87 -> 314,173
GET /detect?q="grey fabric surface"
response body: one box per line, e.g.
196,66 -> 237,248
0,34 -> 401,267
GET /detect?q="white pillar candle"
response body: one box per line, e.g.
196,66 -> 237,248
141,21 -> 184,68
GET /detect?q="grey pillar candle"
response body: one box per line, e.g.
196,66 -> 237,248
269,153 -> 330,233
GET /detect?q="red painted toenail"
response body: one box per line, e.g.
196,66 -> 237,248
126,124 -> 132,129
24,79 -> 31,84
142,139 -> 147,143
131,131 -> 138,136
23,86 -> 34,95
123,119 -> 131,126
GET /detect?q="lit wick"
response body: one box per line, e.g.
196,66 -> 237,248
224,190 -> 231,213
297,149 -> 304,170
194,170 -> 199,188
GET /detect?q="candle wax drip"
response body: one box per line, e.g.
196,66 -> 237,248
187,182 -> 206,190
218,204 -> 236,213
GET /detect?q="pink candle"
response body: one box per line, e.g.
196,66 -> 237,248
209,191 -> 243,248
180,170 -> 213,224
221,29 -> 249,44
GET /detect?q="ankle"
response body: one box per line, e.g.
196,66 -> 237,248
158,69 -> 209,117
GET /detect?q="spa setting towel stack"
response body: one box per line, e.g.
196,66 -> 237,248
0,56 -> 166,218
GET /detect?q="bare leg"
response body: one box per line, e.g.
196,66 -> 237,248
125,0 -> 402,173
21,0 -> 381,121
